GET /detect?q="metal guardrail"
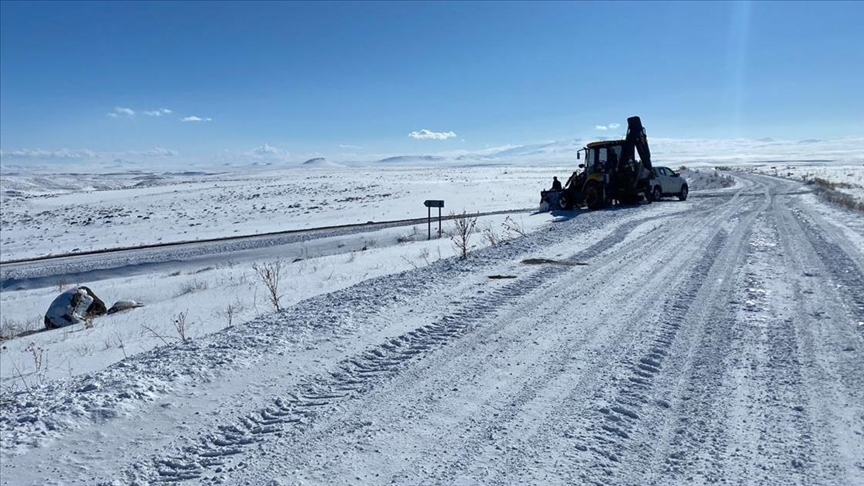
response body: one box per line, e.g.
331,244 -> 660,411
0,207 -> 535,267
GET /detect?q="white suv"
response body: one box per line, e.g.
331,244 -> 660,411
649,167 -> 688,201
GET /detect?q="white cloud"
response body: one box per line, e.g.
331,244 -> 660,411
596,123 -> 621,131
253,144 -> 283,156
140,147 -> 177,157
0,147 -> 180,160
108,106 -> 135,118
0,148 -> 99,159
143,108 -> 173,116
339,144 -> 361,149
408,129 -> 457,140
182,115 -> 213,122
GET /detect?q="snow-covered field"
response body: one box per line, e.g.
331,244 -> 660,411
0,165 -> 566,261
1,140 -> 863,485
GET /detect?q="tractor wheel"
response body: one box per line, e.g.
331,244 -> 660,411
558,193 -> 572,210
585,182 -> 604,210
678,184 -> 689,201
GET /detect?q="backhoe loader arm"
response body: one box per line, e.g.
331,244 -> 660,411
622,116 -> 653,171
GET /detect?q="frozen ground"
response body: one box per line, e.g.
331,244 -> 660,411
735,163 -> 864,208
0,165 -> 566,261
1,143 -> 863,485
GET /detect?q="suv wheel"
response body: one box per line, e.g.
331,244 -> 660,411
678,184 -> 689,201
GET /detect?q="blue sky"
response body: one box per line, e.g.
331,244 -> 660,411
1,1 -> 862,163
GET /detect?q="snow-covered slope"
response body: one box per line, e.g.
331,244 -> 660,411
1,168 -> 863,485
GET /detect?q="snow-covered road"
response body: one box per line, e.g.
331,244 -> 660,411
2,173 -> 863,485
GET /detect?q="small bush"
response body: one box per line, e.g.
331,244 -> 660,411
1,316 -> 43,341
502,215 -> 527,239
174,311 -> 190,342
449,210 -> 478,259
177,279 -> 208,296
812,180 -> 864,212
482,225 -> 502,247
253,260 -> 285,311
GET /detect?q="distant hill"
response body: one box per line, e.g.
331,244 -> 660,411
378,155 -> 445,163
302,157 -> 344,167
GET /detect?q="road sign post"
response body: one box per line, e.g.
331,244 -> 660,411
424,200 -> 444,240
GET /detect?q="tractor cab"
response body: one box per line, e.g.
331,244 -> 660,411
578,140 -> 624,177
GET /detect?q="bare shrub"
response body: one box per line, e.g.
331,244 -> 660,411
1,316 -> 42,341
141,323 -> 174,346
397,226 -> 420,243
74,343 -> 94,357
253,260 -> 285,311
224,299 -> 245,327
24,342 -> 44,374
812,179 -> 864,212
177,279 -> 208,296
56,278 -> 69,292
449,210 -> 478,259
8,359 -> 33,396
400,255 -> 419,269
114,332 -> 128,359
482,224 -> 502,247
502,215 -> 527,239
174,311 -> 190,342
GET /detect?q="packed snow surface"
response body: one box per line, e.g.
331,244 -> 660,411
1,157 -> 863,485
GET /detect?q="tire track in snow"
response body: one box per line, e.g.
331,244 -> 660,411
241,192 -> 737,485
148,271 -> 569,482
789,207 -> 864,333
426,224 -> 714,484
718,210 -> 825,485
487,177 -> 768,485
628,177 -> 772,485
140,212 -> 677,483
324,180 -> 763,485
1,193 -> 680,468
768,188 -> 864,482
471,178 -> 770,485
433,202 -> 756,484
338,183 -> 763,485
